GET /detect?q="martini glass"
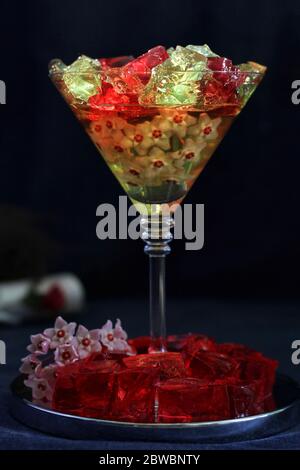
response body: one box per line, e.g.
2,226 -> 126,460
49,62 -> 265,353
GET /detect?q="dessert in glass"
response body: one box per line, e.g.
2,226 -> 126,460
49,45 -> 266,354
17,44 -> 278,425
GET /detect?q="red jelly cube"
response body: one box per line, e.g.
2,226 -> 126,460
124,46 -> 168,76
136,45 -> 169,69
186,351 -> 239,381
88,82 -> 131,111
88,82 -> 152,121
208,57 -> 233,83
121,46 -> 169,89
52,361 -> 82,414
123,352 -> 187,379
156,378 -> 230,423
202,78 -> 239,107
208,57 -> 245,88
76,359 -> 120,419
202,57 -> 245,109
112,368 -> 158,422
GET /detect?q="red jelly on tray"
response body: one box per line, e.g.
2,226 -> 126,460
52,334 -> 278,423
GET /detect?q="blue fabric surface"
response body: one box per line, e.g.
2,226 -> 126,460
1,299 -> 300,450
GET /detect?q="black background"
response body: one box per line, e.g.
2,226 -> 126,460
0,0 -> 300,301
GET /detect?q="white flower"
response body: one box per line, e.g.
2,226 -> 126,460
24,376 -> 53,402
44,316 -> 76,348
26,334 -> 51,355
122,119 -> 171,156
19,354 -> 42,375
74,325 -> 102,359
187,113 -> 221,141
173,138 -> 207,170
54,343 -> 79,366
99,319 -> 131,352
158,109 -> 198,138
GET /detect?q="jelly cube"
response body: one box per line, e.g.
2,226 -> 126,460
156,378 -> 230,423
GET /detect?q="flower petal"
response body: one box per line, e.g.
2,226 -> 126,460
77,324 -> 89,339
114,319 -> 128,340
43,328 -> 55,338
54,316 -> 67,330
26,344 -> 35,353
89,329 -> 101,341
101,320 -> 113,332
66,322 -> 77,336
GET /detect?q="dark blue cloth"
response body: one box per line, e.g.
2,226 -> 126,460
1,299 -> 300,450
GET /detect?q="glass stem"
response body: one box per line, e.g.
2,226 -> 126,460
141,212 -> 174,353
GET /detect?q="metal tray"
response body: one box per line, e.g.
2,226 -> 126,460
10,374 -> 300,443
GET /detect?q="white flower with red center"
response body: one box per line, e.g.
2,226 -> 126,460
89,117 -> 124,138
186,113 -> 220,141
122,119 -> 171,156
116,146 -> 186,187
27,334 -> 51,355
54,343 -> 79,366
159,110 -> 198,138
146,147 -> 186,181
173,138 -> 207,170
74,325 -> 102,359
99,319 -> 131,352
24,376 -> 53,402
44,316 -> 76,348
198,113 -> 221,141
19,354 -> 42,375
87,118 -> 129,163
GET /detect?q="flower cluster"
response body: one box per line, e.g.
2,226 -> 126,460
87,110 -> 222,190
20,316 -> 132,406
